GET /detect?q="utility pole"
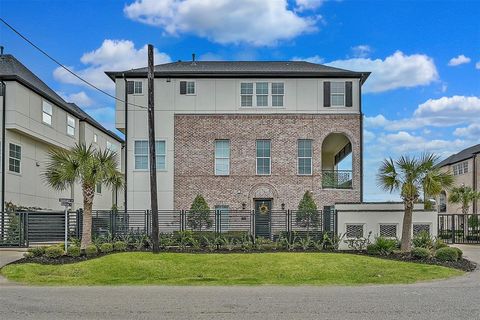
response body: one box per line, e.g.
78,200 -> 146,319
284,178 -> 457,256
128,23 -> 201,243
147,44 -> 159,253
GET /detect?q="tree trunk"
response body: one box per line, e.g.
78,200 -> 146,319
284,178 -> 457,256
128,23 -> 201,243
81,184 -> 95,250
400,200 -> 414,252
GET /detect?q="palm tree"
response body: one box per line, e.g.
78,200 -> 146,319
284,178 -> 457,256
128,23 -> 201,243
377,153 -> 453,251
448,185 -> 480,215
44,144 -> 123,249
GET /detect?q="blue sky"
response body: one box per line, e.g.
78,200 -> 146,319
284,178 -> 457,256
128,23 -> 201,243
1,0 -> 479,201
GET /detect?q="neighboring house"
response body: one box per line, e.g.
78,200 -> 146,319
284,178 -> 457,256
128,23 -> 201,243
437,144 -> 480,214
0,53 -> 124,211
106,59 -> 370,212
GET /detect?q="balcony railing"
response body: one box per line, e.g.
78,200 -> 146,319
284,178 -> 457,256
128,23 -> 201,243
322,170 -> 353,189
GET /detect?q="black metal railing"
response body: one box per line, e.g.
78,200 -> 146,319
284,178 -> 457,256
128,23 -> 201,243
438,214 -> 480,244
322,170 -> 353,189
0,209 -> 338,247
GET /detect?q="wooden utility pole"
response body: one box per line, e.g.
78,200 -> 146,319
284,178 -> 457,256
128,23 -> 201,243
147,44 -> 159,252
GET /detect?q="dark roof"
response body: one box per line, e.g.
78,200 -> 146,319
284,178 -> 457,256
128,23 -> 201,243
0,54 -> 123,143
438,144 -> 480,167
106,60 -> 370,83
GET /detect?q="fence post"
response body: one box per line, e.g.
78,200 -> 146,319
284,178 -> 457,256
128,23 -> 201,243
451,215 -> 456,244
24,212 -> 29,248
251,209 -> 256,242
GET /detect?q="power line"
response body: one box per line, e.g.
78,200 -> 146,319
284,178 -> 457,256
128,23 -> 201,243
0,17 -> 147,109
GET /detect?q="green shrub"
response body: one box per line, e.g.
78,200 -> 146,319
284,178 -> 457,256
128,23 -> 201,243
44,246 -> 64,259
295,191 -> 319,237
27,246 -> 46,257
435,247 -> 459,262
113,241 -> 127,251
434,238 -> 448,250
85,245 -> 98,257
67,246 -> 81,257
100,243 -> 113,253
453,247 -> 463,259
372,236 -> 398,255
187,195 -> 212,231
412,231 -> 434,249
411,247 -> 431,259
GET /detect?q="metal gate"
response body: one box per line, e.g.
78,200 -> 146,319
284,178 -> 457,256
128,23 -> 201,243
438,214 -> 480,244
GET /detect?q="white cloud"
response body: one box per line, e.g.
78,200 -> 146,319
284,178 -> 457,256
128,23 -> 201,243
124,0 -> 318,46
53,39 -> 171,91
454,123 -> 480,138
59,91 -> 94,107
351,45 -> 372,58
326,51 -> 439,93
476,61 -> 480,69
363,129 -> 375,142
198,52 -> 224,61
295,0 -> 325,11
291,55 -> 324,64
448,54 -> 471,66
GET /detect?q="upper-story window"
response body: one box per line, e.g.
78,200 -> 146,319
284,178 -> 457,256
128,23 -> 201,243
180,81 -> 195,95
453,161 -> 468,176
330,82 -> 345,107
298,139 -> 312,175
93,134 -> 98,143
9,143 -> 21,173
42,101 -> 52,125
127,81 -> 143,94
256,139 -> 271,175
215,140 -> 230,176
134,140 -> 166,170
241,82 -> 284,107
67,115 -> 75,136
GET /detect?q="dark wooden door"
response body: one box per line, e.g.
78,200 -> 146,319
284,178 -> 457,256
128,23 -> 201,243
255,199 -> 272,238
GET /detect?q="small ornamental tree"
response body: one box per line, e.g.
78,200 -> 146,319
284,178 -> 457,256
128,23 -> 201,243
296,191 -> 319,237
187,195 -> 213,231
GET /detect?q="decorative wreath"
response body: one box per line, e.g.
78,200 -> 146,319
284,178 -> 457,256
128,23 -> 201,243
259,204 -> 269,214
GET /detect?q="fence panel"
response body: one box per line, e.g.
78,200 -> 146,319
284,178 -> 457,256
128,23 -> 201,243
0,212 -> 25,247
217,209 -> 252,236
438,214 -> 480,244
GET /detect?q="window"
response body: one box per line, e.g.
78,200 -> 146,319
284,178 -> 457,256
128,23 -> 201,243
330,82 -> 345,107
67,116 -> 75,136
134,140 -> 166,170
241,82 -> 253,107
453,161 -> 468,176
215,205 -> 230,231
215,140 -> 230,175
256,82 -> 268,107
256,140 -> 271,175
9,143 -> 21,173
93,134 -> 98,143
134,81 -> 143,94
346,224 -> 364,238
298,139 -> 312,175
271,82 -> 284,107
413,224 -> 430,236
96,183 -> 102,194
179,81 -> 195,95
42,101 -> 52,125
379,224 -> 397,238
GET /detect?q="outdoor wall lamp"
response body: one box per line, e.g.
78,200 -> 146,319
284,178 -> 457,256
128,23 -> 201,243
242,202 -> 247,210
281,203 -> 285,210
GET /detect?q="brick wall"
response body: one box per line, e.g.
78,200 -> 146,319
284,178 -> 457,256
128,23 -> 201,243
174,114 -> 362,210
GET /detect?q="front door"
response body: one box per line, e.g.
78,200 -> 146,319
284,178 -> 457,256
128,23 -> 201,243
255,199 -> 272,238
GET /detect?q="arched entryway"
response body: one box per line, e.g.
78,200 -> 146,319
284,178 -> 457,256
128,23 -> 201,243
321,133 -> 353,189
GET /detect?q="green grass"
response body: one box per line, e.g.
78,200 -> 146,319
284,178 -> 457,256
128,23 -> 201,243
1,252 -> 462,286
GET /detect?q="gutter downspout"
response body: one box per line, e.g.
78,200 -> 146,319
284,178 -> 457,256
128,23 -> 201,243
359,82 -> 363,203
1,79 -> 6,214
474,154 -> 477,214
123,74 -> 128,213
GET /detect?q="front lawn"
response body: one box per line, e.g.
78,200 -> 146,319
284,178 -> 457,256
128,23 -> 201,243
1,252 -> 462,286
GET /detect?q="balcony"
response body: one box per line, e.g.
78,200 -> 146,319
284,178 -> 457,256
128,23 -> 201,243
322,170 -> 353,189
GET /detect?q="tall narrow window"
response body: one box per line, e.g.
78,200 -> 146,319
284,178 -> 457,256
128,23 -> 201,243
215,140 -> 230,175
298,139 -> 312,175
330,82 -> 345,107
186,81 -> 195,94
9,143 -> 21,173
241,82 -> 253,107
134,141 -> 148,170
155,140 -> 166,170
134,81 -> 143,94
93,134 -> 98,143
96,183 -> 102,194
67,115 -> 75,136
256,140 -> 271,175
256,82 -> 268,107
42,101 -> 52,125
271,82 -> 284,107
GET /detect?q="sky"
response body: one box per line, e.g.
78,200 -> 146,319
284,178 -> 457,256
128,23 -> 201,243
1,0 -> 479,201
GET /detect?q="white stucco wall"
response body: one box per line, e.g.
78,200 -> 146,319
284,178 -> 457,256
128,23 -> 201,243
335,202 -> 438,250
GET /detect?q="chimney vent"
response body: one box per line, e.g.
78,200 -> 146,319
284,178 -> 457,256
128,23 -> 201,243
0,46 -> 4,55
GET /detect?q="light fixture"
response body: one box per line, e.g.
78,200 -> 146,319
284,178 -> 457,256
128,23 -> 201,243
242,202 -> 247,210
281,203 -> 285,210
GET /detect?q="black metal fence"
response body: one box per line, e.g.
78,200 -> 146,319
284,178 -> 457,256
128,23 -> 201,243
0,209 -> 337,247
438,214 -> 480,244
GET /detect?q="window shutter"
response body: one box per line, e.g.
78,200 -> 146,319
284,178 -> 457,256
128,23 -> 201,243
127,81 -> 134,94
345,81 -> 353,107
179,81 -> 187,94
323,81 -> 331,107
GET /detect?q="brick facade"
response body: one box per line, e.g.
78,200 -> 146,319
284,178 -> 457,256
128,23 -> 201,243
174,114 -> 362,210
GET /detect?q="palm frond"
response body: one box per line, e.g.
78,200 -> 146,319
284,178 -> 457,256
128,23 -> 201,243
376,158 -> 401,192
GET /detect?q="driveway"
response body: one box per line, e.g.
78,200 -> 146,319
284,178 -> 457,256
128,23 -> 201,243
0,247 -> 479,320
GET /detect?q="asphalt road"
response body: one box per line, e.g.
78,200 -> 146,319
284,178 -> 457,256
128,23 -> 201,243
1,245 -> 479,320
